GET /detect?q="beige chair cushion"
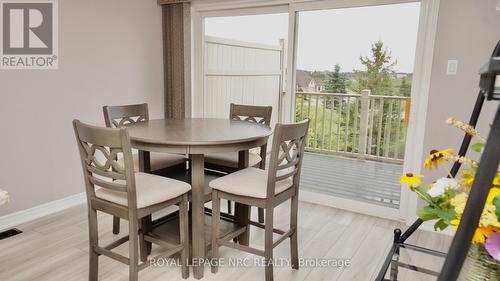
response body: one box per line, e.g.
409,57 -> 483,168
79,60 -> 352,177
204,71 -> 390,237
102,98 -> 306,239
96,173 -> 191,209
204,151 -> 261,169
209,167 -> 293,199
118,152 -> 187,172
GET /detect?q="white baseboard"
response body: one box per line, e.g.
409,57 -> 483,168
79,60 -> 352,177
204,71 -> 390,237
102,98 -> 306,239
0,192 -> 86,232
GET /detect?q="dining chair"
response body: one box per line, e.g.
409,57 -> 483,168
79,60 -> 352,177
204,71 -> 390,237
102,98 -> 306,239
103,103 -> 187,172
205,103 -> 272,222
103,103 -> 187,234
210,119 -> 309,281
73,120 -> 190,281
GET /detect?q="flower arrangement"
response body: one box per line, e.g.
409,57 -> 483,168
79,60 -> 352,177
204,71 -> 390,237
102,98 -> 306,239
400,118 -> 500,262
0,189 -> 9,206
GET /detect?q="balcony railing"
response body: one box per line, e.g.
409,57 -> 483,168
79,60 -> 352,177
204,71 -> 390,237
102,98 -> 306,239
295,90 -> 410,163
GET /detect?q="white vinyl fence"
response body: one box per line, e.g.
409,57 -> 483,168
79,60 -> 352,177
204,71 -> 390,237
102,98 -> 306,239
203,36 -> 285,127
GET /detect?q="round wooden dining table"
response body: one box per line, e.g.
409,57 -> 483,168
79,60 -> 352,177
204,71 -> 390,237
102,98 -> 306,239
126,118 -> 272,279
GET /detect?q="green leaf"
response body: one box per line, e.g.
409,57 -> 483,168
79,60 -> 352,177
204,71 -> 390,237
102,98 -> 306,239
434,219 -> 449,231
414,186 -> 436,205
433,208 -> 456,224
471,142 -> 485,153
416,206 -> 456,225
417,206 -> 439,221
494,196 -> 500,221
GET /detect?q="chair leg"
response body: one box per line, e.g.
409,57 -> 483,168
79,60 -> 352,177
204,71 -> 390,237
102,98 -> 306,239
235,203 -> 251,246
211,191 -> 221,274
179,194 -> 190,279
264,208 -> 274,281
258,207 -> 265,223
232,204 -> 239,243
227,200 -> 232,214
290,195 -> 299,269
112,216 -> 120,235
139,217 -> 149,263
129,216 -> 140,281
144,215 -> 152,255
88,207 -> 99,281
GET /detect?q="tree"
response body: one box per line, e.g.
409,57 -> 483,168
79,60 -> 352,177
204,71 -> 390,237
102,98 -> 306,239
399,76 -> 412,97
351,40 -> 397,96
324,64 -> 346,93
324,64 -> 346,109
349,41 -> 399,156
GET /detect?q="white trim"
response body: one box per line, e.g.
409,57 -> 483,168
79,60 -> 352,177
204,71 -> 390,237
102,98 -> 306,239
300,190 -> 403,221
192,0 -> 289,12
290,0 -> 419,11
192,0 -> 418,12
284,7 -> 298,123
0,192 -> 86,232
400,0 -> 440,225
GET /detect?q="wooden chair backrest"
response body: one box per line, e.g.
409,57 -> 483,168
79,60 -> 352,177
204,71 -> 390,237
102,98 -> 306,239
266,119 -> 310,199
229,103 -> 272,126
103,103 -> 149,128
73,120 -> 138,210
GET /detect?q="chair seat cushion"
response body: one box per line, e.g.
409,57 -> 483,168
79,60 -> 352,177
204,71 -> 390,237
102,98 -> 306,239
118,152 -> 187,172
96,173 -> 191,209
204,151 -> 261,168
209,167 -> 293,199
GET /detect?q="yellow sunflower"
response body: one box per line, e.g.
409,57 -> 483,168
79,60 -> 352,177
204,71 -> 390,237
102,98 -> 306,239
400,173 -> 423,188
450,219 -> 494,244
460,170 -> 475,188
487,187 -> 500,204
494,174 -> 500,187
424,149 -> 454,169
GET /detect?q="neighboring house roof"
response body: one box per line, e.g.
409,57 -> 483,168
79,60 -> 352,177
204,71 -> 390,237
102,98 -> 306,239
296,70 -> 311,90
296,70 -> 326,90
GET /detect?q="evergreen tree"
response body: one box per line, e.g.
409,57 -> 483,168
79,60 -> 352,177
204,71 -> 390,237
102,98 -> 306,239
324,64 -> 346,109
350,41 -> 398,156
324,64 -> 346,93
351,41 -> 397,96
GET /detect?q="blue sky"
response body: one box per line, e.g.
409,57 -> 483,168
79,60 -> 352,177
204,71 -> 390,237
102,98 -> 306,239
205,2 -> 421,73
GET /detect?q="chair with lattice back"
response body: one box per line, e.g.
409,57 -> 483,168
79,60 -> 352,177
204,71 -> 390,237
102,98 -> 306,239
103,103 -> 188,234
210,119 -> 309,281
103,103 -> 187,172
205,103 -> 272,222
73,120 -> 190,281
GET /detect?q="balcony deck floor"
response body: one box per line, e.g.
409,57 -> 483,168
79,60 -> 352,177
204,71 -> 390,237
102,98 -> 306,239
300,152 -> 403,209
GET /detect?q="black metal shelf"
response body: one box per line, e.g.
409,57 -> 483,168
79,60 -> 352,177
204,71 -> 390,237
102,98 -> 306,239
376,40 -> 500,281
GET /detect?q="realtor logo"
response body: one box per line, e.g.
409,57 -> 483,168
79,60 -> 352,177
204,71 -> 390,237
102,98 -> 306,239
1,1 -> 58,69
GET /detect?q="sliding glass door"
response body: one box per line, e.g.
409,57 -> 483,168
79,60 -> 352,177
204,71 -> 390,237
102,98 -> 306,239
294,2 -> 421,216
192,0 -> 433,219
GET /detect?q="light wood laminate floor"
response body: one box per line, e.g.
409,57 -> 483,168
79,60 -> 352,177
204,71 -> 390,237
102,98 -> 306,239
0,202 -> 452,281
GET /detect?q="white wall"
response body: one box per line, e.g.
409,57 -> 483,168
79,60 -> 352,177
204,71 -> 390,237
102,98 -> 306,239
421,0 -> 500,187
0,0 -> 164,215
